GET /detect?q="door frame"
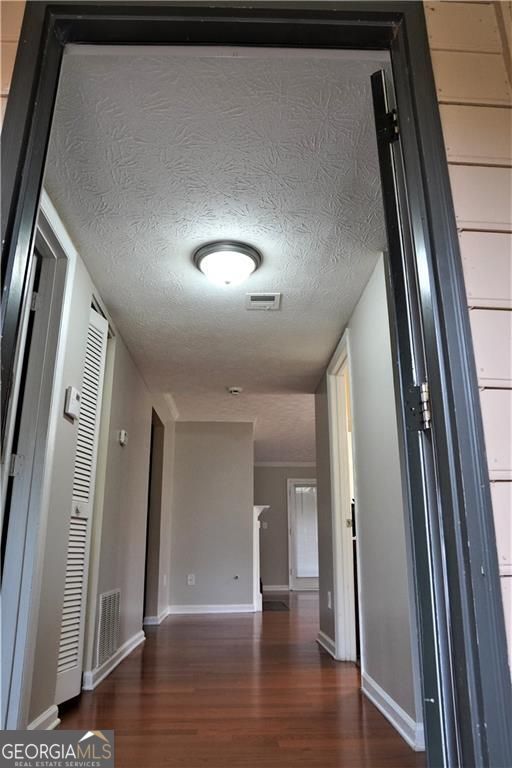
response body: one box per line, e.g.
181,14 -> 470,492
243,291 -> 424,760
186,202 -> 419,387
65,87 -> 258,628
1,194 -> 70,731
1,2 -> 510,765
143,410 -> 165,623
326,331 -> 358,662
287,478 -> 318,591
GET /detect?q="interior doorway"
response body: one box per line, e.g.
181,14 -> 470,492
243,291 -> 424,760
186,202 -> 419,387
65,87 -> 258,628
143,410 -> 165,623
287,479 -> 319,592
327,332 -> 359,664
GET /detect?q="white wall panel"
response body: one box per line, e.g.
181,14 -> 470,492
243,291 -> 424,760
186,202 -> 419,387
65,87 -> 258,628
449,166 -> 512,231
440,105 -> 512,166
491,482 -> 512,573
481,389 -> 512,480
432,50 -> 512,106
461,232 -> 512,309
426,2 -> 501,54
470,309 -> 512,386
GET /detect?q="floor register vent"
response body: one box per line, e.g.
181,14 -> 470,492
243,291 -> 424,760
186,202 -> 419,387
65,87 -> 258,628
96,589 -> 121,668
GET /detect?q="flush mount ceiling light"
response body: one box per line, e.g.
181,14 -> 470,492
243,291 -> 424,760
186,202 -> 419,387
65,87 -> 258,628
193,241 -> 262,286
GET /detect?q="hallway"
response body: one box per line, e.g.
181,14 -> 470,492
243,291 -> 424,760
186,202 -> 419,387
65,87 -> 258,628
59,593 -> 425,767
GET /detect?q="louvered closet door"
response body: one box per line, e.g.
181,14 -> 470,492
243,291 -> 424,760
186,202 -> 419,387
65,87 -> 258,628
55,307 -> 108,705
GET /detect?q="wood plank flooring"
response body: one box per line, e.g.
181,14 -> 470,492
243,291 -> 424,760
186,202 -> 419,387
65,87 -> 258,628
59,592 -> 425,767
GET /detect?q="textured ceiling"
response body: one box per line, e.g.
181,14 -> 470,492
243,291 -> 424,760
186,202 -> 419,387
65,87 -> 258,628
172,392 -> 316,464
44,46 -> 389,462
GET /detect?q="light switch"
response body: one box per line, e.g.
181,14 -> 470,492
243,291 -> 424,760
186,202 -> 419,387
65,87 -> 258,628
262,521 -> 268,529
64,386 -> 81,420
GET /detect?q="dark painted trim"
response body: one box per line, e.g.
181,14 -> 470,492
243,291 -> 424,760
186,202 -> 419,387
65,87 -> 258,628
1,3 -> 64,440
373,69 -> 454,767
1,3 -> 510,766
389,10 -> 512,767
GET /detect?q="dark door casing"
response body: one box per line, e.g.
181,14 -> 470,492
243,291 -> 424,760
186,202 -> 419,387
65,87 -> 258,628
1,4 -> 510,766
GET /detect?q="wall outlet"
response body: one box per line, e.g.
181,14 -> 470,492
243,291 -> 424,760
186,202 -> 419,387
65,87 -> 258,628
327,590 -> 332,609
187,574 -> 195,586
163,574 -> 167,586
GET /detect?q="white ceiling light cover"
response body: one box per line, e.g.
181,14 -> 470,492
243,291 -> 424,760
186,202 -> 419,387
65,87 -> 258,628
194,242 -> 261,286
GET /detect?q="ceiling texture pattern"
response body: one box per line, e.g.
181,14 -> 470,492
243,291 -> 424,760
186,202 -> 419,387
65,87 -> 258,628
45,47 -> 388,462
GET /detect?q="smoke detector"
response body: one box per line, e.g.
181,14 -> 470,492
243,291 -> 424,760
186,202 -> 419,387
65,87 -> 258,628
227,386 -> 243,396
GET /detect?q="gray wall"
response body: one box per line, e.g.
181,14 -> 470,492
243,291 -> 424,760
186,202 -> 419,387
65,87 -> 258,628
254,465 -> 316,588
170,422 -> 254,607
348,256 -> 420,721
315,376 -> 336,642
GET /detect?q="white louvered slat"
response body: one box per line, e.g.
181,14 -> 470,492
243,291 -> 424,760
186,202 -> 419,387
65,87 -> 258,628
71,316 -> 107,503
55,308 -> 108,705
57,517 -> 88,673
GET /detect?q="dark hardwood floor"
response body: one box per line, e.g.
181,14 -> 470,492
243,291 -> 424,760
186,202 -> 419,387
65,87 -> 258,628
59,592 -> 425,767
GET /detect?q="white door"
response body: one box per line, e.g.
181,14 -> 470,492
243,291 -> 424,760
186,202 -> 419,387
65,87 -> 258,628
288,481 -> 319,591
55,307 -> 108,704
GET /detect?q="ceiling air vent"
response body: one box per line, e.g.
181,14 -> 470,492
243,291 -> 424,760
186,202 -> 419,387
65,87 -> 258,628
246,292 -> 281,311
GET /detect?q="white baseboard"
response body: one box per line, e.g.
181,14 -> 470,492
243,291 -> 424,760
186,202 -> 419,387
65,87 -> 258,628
168,603 -> 256,615
316,631 -> 337,659
262,585 -> 289,593
255,462 -> 316,468
143,607 -> 170,625
289,577 -> 319,592
82,630 -> 145,691
362,672 -> 425,752
28,705 -> 60,730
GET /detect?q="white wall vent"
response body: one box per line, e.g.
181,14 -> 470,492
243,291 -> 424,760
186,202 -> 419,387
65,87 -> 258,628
246,292 -> 281,311
96,589 -> 120,668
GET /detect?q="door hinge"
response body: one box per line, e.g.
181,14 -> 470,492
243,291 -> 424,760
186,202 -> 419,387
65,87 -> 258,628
378,109 -> 399,144
31,292 -> 40,312
406,382 -> 432,431
9,453 -> 24,477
